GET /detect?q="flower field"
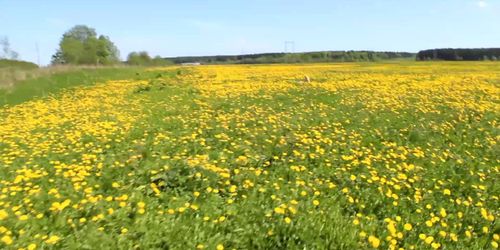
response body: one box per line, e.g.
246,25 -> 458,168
0,62 -> 499,249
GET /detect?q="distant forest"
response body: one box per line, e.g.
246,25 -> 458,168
164,51 -> 416,64
417,48 -> 500,61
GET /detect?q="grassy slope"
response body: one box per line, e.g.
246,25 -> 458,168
0,59 -> 39,70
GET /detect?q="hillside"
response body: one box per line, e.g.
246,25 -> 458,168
0,59 -> 39,70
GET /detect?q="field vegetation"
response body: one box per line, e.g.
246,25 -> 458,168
0,62 -> 498,249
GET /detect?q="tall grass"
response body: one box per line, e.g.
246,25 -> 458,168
0,65 -> 161,106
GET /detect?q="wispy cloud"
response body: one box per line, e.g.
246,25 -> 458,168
478,0 -> 487,8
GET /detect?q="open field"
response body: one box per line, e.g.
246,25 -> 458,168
0,62 -> 499,249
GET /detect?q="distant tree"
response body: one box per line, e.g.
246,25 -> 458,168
127,51 -> 171,66
0,36 -> 19,60
51,50 -> 65,64
52,25 -> 120,65
417,48 -> 500,61
127,51 -> 152,65
96,35 -> 120,64
152,55 -> 171,66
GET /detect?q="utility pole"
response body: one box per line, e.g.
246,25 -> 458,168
284,41 -> 295,53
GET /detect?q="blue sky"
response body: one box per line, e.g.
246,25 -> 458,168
1,0 -> 498,65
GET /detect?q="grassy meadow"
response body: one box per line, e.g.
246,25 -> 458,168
0,62 -> 498,249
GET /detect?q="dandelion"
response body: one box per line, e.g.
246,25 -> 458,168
45,235 -> 60,244
425,236 -> 434,244
1,235 -> 13,245
368,235 -> 380,248
0,210 -> 8,220
284,217 -> 292,224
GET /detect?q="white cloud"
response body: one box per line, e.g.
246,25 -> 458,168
478,0 -> 487,8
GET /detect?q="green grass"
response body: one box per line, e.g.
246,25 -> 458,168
0,67 -> 161,106
0,59 -> 38,70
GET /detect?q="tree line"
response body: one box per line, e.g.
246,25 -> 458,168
416,48 -> 500,61
165,51 -> 416,64
50,25 -> 170,66
49,26 -> 415,66
5,24 -> 500,66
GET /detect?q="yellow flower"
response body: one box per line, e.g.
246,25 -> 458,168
443,189 -> 451,195
313,200 -> 320,206
50,199 -> 71,212
431,242 -> 441,249
450,233 -> 458,242
274,207 -> 285,214
218,216 -> 226,222
0,210 -> 8,220
387,222 -> 397,236
368,235 -> 380,248
439,208 -> 447,217
1,235 -> 13,245
465,231 -> 472,238
425,220 -> 433,227
492,241 -> 498,249
27,243 -> 37,250
404,223 -> 412,231
216,244 -> 224,250
284,217 -> 292,224
425,236 -> 434,244
45,235 -> 60,244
